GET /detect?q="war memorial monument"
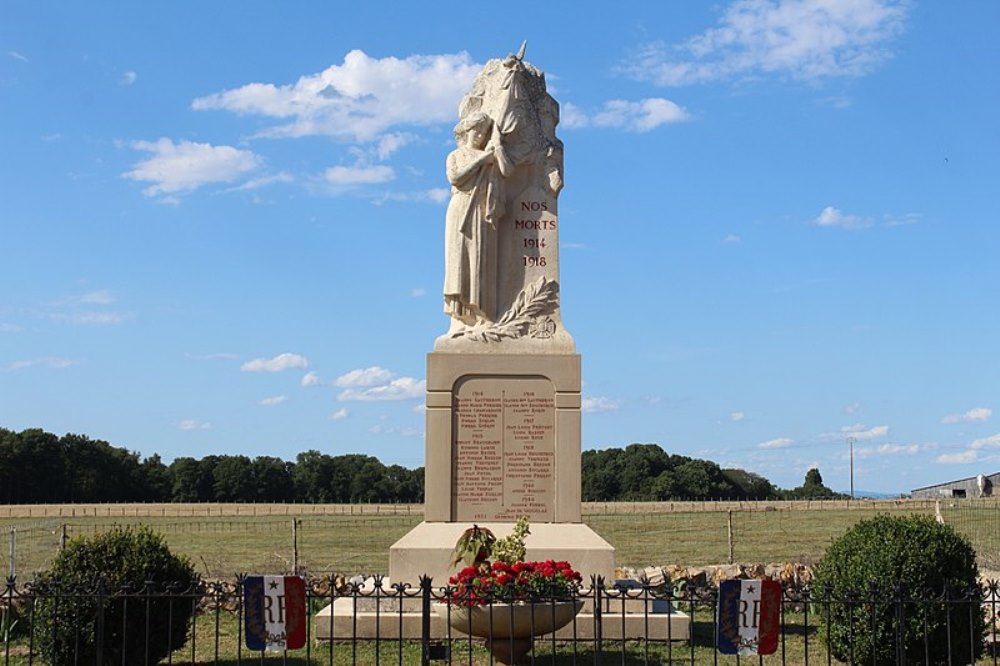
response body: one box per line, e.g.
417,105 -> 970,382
389,44 -> 614,585
317,45 -> 687,642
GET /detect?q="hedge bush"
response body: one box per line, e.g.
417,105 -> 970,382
32,526 -> 196,665
813,514 -> 984,664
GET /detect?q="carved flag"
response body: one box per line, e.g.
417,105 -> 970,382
717,579 -> 781,655
244,575 -> 306,651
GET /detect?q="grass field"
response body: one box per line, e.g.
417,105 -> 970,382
1,500 -> 998,579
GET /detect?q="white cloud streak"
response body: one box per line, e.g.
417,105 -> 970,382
339,377 -> 425,401
79,290 -> 116,305
582,397 -> 620,413
759,437 -> 794,449
325,164 -> 395,186
624,0 -> 909,86
259,395 -> 288,406
192,50 -> 481,142
178,419 -> 211,431
335,366 -> 394,388
942,407 -> 992,424
7,357 -> 78,370
123,138 -> 262,197
937,450 -> 977,464
330,408 -> 349,421
120,71 -> 137,86
812,206 -> 871,229
240,353 -> 309,373
562,99 -> 689,132
301,371 -> 322,387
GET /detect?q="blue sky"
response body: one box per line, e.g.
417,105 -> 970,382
1,1 -> 998,494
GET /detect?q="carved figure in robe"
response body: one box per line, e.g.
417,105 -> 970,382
443,112 -> 514,327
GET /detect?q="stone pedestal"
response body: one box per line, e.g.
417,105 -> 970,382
388,352 -> 616,585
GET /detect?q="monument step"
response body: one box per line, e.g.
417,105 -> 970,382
315,599 -> 690,641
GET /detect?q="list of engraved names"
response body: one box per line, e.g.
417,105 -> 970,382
453,377 -> 555,522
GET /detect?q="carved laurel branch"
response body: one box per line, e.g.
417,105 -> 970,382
452,277 -> 559,343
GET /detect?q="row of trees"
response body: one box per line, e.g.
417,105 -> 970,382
0,428 -> 423,504
581,443 -> 844,501
1,428 -> 841,505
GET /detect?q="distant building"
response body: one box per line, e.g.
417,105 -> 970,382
911,472 -> 1000,499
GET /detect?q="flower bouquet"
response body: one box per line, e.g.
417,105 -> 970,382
436,518 -> 584,664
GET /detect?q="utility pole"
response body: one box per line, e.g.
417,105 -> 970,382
848,436 -> 856,500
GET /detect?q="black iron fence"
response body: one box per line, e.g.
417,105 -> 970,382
2,575 -> 999,665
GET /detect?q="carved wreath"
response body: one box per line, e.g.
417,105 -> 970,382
452,277 -> 559,343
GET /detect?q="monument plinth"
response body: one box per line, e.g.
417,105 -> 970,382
389,46 -> 614,586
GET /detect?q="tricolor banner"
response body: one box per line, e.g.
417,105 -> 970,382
244,575 -> 306,651
717,579 -> 781,655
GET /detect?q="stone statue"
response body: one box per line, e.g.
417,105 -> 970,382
443,112 -> 514,328
439,44 -> 573,351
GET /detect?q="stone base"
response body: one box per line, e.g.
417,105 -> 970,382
314,587 -> 690,642
389,521 -> 616,585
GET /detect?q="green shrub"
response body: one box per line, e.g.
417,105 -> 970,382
813,514 -> 984,664
32,526 -> 197,665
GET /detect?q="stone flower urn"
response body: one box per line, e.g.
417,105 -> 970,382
435,600 -> 583,665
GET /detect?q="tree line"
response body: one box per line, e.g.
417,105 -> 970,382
0,428 -> 841,505
0,428 -> 423,504
581,443 -> 844,501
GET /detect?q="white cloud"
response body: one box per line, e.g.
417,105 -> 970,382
582,397 -> 620,413
330,408 -> 349,421
883,212 -> 921,227
372,188 -> 450,205
339,376 -> 426,401
259,395 -> 288,406
844,402 -> 861,414
624,0 -> 909,86
0,323 -> 20,333
937,450 -> 977,464
759,437 -> 794,449
335,366 -> 394,388
970,434 -> 1000,450
324,164 -> 395,186
240,352 -> 308,373
831,423 -> 889,440
934,434 -> 1000,465
410,288 -> 426,298
123,138 -> 262,197
942,407 -> 992,424
812,206 -> 871,229
219,172 -> 293,193
878,443 -> 918,455
7,357 -> 78,370
64,312 -> 129,326
8,51 -> 28,63
191,49 -> 481,142
376,132 -> 416,160
565,98 -> 689,132
178,419 -> 211,431
120,70 -> 137,86
559,103 -> 589,130
187,352 -> 239,361
723,234 -> 742,244
80,290 -> 115,305
730,411 -> 745,422
301,371 -> 322,387
369,423 -> 420,436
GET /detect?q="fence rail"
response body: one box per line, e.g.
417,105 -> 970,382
4,499 -> 1000,579
2,575 -> 998,664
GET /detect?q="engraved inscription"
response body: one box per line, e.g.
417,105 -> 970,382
453,377 -> 555,522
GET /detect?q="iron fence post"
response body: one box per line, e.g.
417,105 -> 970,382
420,575 -> 431,665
